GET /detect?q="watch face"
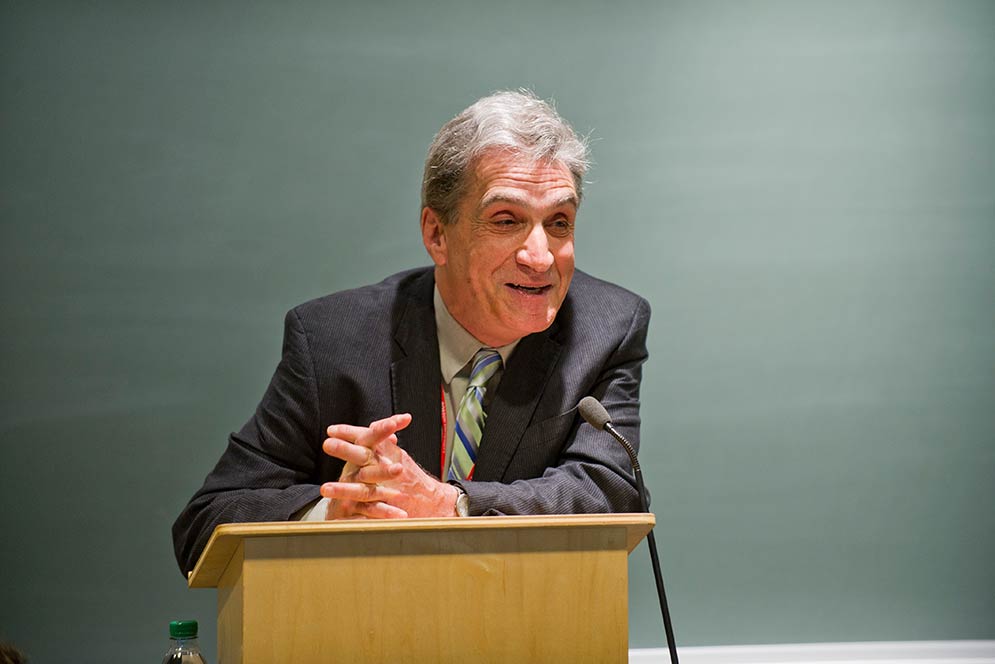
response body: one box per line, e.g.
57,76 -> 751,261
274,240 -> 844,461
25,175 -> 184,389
456,492 -> 469,517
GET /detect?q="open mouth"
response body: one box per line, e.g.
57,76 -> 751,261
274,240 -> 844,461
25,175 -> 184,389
507,283 -> 552,295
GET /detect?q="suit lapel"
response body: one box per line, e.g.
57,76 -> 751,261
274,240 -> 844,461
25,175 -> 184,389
473,325 -> 563,482
390,273 -> 444,478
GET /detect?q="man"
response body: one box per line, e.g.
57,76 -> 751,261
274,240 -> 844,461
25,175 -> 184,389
172,90 -> 651,574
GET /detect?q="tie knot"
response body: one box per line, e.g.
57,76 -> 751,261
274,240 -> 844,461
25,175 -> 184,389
468,349 -> 502,388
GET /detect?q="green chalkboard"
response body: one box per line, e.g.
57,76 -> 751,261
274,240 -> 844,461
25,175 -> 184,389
2,2 -> 993,661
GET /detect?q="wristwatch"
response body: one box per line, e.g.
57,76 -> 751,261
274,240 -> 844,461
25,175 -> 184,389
451,483 -> 470,517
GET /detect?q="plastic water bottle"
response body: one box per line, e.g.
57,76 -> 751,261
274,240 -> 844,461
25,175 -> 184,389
161,620 -> 208,664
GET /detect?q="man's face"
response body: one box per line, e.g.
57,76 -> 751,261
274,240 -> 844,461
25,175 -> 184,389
423,151 -> 578,348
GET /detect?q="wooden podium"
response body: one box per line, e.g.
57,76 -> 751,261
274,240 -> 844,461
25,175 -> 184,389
188,513 -> 654,663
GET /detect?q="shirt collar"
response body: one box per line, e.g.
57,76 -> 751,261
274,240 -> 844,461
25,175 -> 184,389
434,286 -> 519,384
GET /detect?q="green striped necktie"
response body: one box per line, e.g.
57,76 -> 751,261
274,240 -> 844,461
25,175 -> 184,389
448,349 -> 502,482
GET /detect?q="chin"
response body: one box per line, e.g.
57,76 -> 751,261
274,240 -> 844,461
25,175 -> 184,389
511,313 -> 557,337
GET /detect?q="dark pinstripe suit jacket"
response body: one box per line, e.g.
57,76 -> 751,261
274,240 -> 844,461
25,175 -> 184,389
172,267 -> 650,574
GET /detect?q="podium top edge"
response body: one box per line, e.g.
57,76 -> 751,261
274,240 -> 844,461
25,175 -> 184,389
216,512 -> 652,536
188,513 -> 654,587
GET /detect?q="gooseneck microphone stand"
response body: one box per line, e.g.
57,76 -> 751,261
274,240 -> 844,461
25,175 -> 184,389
579,397 -> 679,664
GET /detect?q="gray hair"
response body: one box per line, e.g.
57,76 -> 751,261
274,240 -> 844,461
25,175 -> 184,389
421,90 -> 590,224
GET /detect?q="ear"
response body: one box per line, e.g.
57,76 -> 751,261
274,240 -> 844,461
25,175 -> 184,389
421,207 -> 448,266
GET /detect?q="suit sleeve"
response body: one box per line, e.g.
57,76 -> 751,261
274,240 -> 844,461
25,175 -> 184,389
171,309 -> 324,575
462,297 -> 651,516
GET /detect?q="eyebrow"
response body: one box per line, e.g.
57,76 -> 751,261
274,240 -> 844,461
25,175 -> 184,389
477,192 -> 579,215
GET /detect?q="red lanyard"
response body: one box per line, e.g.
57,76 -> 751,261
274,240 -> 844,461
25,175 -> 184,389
439,384 -> 447,476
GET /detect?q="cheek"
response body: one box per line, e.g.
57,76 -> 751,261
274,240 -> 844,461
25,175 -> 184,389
555,241 -> 575,268
555,244 -> 575,295
468,243 -> 516,280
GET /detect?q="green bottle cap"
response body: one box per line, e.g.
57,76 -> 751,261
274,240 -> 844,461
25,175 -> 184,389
169,620 -> 199,639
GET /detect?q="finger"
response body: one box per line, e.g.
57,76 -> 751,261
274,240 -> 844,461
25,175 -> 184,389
323,428 -> 396,453
353,460 -> 403,485
325,423 -> 376,442
322,437 -> 375,466
368,413 -> 413,436
352,500 -> 408,519
325,494 -> 406,520
355,413 -> 411,448
326,499 -> 375,521
326,413 -> 412,446
326,498 -> 356,520
320,481 -> 403,504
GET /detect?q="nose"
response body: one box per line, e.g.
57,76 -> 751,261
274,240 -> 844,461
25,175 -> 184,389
517,223 -> 554,273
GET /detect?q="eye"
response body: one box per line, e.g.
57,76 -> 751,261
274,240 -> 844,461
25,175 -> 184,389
545,218 -> 574,237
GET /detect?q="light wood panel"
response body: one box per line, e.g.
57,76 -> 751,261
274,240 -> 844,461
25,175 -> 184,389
192,514 -> 654,663
189,513 -> 653,587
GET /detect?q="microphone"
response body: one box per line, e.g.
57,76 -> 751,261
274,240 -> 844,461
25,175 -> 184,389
579,396 -> 679,664
578,397 -> 640,471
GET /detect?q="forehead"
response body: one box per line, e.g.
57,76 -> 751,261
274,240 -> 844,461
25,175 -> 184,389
464,151 -> 578,211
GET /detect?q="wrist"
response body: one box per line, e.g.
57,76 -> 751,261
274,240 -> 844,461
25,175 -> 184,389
448,481 -> 469,517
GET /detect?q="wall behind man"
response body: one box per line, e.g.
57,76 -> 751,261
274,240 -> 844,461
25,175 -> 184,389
1,1 -> 992,660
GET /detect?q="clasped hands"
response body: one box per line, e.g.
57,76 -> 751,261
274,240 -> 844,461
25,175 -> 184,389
319,413 -> 459,520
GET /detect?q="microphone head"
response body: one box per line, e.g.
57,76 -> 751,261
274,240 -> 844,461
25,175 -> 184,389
578,396 -> 612,430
